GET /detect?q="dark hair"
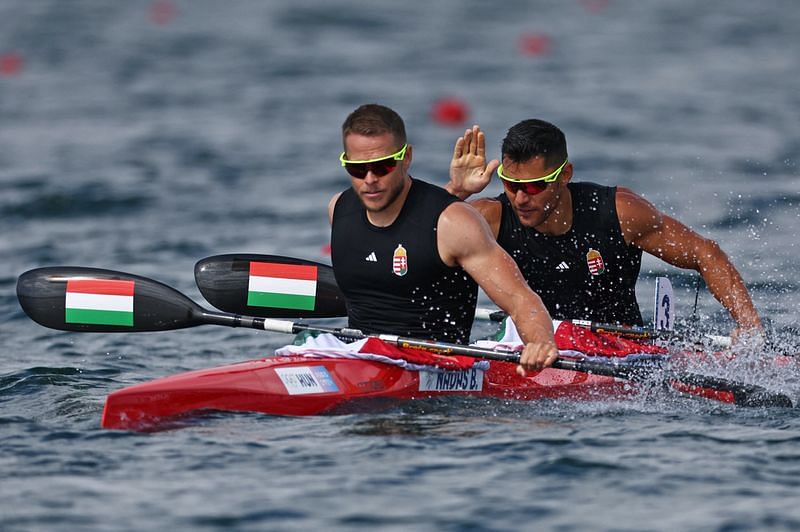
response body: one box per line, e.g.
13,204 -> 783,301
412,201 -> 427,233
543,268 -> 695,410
501,119 -> 567,167
341,104 -> 407,149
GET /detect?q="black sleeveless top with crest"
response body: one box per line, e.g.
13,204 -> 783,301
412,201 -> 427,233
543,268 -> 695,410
496,182 -> 643,325
331,178 -> 478,342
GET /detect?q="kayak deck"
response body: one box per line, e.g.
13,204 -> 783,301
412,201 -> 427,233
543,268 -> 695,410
101,355 -> 632,430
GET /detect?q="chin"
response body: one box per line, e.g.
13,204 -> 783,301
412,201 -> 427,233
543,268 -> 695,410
359,196 -> 388,213
516,212 -> 543,227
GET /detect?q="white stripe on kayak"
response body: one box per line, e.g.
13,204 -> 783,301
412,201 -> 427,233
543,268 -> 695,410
65,292 -> 133,313
248,275 -> 316,297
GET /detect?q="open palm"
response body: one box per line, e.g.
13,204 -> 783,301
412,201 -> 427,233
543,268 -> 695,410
448,125 -> 500,199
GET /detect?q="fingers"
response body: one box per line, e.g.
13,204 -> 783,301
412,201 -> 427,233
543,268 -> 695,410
516,342 -> 559,373
731,326 -> 767,350
454,125 -> 489,161
476,130 -> 486,158
485,158 -> 500,178
463,127 -> 474,154
452,136 -> 465,159
463,125 -> 484,155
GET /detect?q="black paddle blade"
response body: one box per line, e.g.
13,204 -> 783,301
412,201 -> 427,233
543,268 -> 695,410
195,254 -> 347,318
17,267 -> 204,332
670,373 -> 795,408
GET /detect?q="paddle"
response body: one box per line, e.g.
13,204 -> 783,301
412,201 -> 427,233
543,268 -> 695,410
18,266 -> 793,407
194,253 -> 737,347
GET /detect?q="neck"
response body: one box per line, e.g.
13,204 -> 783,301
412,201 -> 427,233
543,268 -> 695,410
534,185 -> 573,236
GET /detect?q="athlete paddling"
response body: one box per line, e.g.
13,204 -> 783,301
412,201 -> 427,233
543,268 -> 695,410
447,119 -> 763,343
329,104 -> 558,373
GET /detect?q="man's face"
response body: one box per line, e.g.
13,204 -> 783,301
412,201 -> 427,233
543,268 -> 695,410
500,156 -> 570,228
343,132 -> 411,213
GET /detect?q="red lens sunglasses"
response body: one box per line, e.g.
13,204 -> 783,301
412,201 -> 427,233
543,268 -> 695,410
340,144 -> 408,179
498,159 -> 568,196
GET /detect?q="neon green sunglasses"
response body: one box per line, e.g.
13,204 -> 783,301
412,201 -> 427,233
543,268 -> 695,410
497,158 -> 568,195
340,144 -> 408,179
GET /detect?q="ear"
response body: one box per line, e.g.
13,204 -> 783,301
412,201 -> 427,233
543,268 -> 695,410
402,144 -> 413,170
560,162 -> 573,184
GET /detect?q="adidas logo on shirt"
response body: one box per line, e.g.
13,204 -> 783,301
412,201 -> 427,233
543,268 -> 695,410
556,261 -> 570,271
365,252 -> 378,262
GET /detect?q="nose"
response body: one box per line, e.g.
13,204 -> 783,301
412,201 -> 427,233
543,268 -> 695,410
513,189 -> 531,203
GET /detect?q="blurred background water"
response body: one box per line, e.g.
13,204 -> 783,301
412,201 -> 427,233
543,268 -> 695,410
2,1 -> 799,530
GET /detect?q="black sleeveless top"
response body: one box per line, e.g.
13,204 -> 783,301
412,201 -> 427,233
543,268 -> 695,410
496,182 -> 643,325
331,178 -> 478,343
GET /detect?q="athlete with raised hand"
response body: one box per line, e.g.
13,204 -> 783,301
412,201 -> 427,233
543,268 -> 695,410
446,120 -> 762,343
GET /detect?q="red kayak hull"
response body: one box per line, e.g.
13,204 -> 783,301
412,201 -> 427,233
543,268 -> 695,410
101,356 -> 632,430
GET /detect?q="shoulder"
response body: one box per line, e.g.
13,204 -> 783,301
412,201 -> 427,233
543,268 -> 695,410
614,186 -> 665,240
437,201 -> 497,266
438,201 -> 495,242
470,197 -> 502,218
411,178 -> 459,202
440,199 -> 485,224
468,197 -> 502,237
328,191 -> 346,224
615,186 -> 660,218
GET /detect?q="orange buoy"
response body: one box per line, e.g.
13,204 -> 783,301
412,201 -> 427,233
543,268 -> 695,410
431,97 -> 469,126
580,0 -> 611,14
149,0 -> 177,26
518,33 -> 551,56
0,53 -> 23,76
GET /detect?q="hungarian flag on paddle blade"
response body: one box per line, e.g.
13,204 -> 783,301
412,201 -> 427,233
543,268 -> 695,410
65,279 -> 135,326
247,262 -> 317,311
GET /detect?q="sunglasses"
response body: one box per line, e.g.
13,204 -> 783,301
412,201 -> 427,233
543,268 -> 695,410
340,144 -> 408,179
497,158 -> 568,196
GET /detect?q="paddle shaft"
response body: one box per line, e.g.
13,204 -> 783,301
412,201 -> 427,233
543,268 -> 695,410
190,313 -> 787,404
218,315 -> 789,407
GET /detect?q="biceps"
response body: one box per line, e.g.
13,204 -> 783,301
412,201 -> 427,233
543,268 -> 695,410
635,217 -> 710,269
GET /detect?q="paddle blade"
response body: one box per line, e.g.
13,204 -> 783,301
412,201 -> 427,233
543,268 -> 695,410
195,254 -> 347,318
17,267 -> 204,332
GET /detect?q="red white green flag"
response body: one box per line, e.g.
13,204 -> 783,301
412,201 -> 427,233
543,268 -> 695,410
65,279 -> 135,326
247,262 -> 317,311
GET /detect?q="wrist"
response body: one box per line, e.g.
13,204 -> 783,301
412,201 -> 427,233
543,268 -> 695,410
445,181 -> 470,200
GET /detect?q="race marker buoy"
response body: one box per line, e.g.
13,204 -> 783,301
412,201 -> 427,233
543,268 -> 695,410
518,33 -> 551,57
0,52 -> 23,76
149,0 -> 178,26
580,0 -> 611,14
431,97 -> 469,127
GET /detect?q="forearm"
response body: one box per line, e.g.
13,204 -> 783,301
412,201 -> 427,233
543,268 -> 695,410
632,212 -> 762,331
698,246 -> 762,330
477,255 -> 555,343
504,293 -> 555,344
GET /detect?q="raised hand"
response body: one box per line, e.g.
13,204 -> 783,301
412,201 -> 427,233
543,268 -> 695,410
447,125 -> 500,200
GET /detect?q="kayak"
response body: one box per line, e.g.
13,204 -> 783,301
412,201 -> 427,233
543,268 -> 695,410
100,320 -> 796,430
101,354 -> 634,430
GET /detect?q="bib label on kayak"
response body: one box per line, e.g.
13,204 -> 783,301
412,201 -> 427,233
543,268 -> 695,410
275,366 -> 339,395
418,369 -> 484,392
